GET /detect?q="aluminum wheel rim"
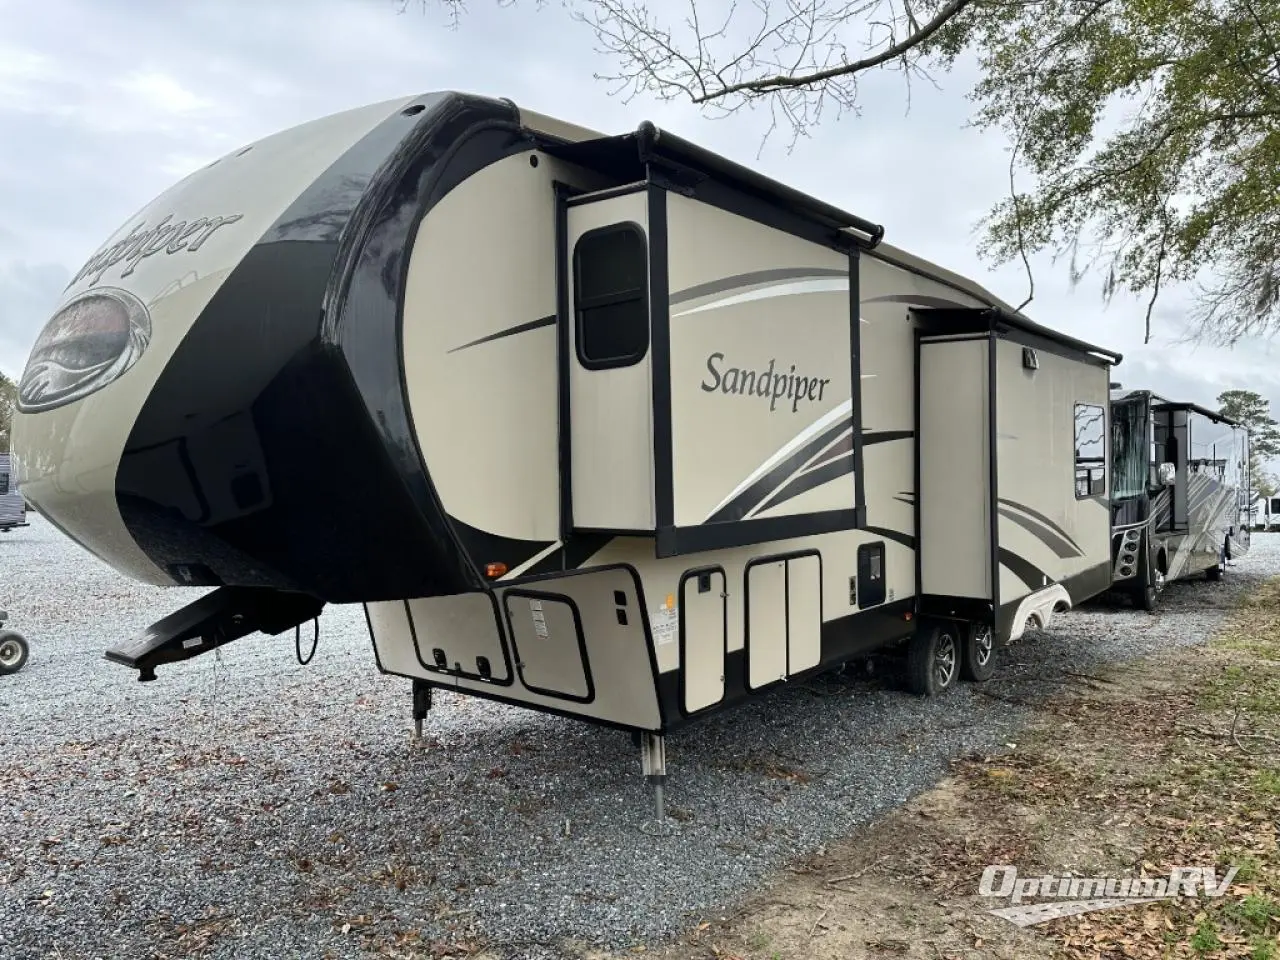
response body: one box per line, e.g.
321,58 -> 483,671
0,639 -> 22,668
935,632 -> 957,687
973,625 -> 993,667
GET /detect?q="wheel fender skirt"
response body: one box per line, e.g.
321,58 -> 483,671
103,586 -> 324,682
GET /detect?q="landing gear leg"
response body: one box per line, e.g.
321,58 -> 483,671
639,732 -> 667,821
411,679 -> 432,742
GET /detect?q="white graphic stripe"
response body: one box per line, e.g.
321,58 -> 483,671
990,897 -> 1168,927
673,277 -> 853,317
704,399 -> 853,521
500,541 -> 562,580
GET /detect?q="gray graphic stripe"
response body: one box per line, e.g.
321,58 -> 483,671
669,267 -> 848,306
448,315 -> 555,353
997,498 -> 1084,555
998,506 -> 1083,559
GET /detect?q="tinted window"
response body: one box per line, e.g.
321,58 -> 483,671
574,224 -> 649,368
1074,402 -> 1106,497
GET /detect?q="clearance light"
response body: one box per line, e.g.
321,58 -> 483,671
485,562 -> 508,578
904,612 -> 913,621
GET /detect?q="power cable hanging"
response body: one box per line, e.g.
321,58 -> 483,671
295,617 -> 319,665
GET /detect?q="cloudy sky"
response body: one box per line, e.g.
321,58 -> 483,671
3,0 -> 1279,451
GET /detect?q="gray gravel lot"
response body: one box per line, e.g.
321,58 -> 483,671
3,516 -> 1278,960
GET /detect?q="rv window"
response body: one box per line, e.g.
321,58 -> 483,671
0,473 -> 8,495
1074,402 -> 1106,498
573,224 -> 649,369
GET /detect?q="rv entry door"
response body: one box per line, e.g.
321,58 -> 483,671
562,189 -> 656,533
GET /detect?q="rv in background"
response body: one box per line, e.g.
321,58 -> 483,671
0,453 -> 27,533
1255,495 -> 1280,531
1109,390 -> 1250,609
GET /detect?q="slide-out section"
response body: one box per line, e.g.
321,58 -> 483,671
993,337 -> 1111,618
917,335 -> 992,606
564,190 -> 656,533
365,565 -> 662,730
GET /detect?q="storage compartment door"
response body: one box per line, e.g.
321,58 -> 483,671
786,553 -> 822,674
746,558 -> 788,689
565,192 -> 655,532
680,569 -> 726,713
918,337 -> 992,600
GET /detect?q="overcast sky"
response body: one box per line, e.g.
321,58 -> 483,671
4,0 -> 1279,455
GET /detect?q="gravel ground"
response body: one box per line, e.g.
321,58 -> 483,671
2,517 -> 1278,960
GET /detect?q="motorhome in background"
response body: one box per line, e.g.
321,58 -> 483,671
0,453 -> 27,533
1109,389 -> 1250,610
11,91 -> 1126,806
1253,495 -> 1280,530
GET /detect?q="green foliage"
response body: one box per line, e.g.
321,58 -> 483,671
1220,389 -> 1280,460
1218,389 -> 1280,495
0,371 -> 14,455
530,0 -> 1280,343
1191,916 -> 1222,955
933,0 -> 1280,343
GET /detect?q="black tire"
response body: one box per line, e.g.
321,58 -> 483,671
1207,543 -> 1225,581
907,621 -> 960,697
0,630 -> 28,675
1131,543 -> 1161,611
960,621 -> 997,682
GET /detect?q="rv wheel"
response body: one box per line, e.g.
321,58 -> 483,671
907,622 -> 959,697
1207,546 -> 1226,581
960,622 -> 997,683
1134,560 -> 1163,612
0,630 -> 28,676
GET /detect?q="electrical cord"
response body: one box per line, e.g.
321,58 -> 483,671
295,617 -> 318,665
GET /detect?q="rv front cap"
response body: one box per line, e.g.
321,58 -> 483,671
701,352 -> 832,413
70,213 -> 245,288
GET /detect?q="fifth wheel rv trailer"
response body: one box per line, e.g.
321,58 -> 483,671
1109,389 -> 1251,609
11,91 -> 1124,807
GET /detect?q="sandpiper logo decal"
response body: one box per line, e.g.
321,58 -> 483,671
701,352 -> 832,413
69,213 -> 245,288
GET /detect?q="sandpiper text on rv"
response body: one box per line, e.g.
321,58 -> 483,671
69,213 -> 245,288
701,352 -> 833,413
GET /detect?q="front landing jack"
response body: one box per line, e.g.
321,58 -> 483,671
411,679 -> 432,741
639,732 -> 666,821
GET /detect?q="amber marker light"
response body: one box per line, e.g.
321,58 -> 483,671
485,562 -> 508,578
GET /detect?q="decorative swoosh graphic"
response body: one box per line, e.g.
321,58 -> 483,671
448,314 -> 556,353
669,267 -> 849,306
709,420 -> 915,522
672,277 -> 852,317
997,500 -> 1084,559
999,548 -> 1052,591
704,400 -> 855,522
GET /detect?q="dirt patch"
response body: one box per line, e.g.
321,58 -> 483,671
587,582 -> 1280,960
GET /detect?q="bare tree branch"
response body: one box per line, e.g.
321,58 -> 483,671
682,0 -> 972,101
